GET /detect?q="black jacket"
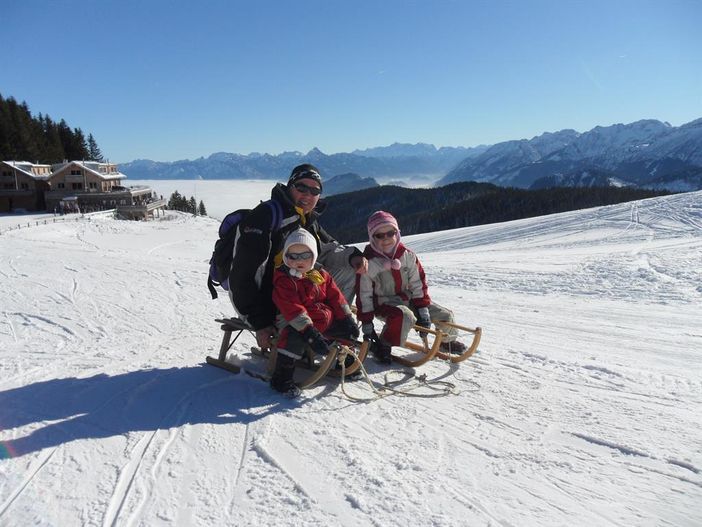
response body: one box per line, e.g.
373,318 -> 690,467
229,183 -> 360,330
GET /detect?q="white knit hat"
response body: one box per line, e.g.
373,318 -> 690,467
283,228 -> 318,266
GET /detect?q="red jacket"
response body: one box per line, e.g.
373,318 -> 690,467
272,266 -> 351,332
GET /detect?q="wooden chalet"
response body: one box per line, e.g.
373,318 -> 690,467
1,160 -> 166,219
0,161 -> 52,212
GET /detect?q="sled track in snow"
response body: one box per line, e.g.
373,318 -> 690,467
0,447 -> 57,520
102,376 -> 230,526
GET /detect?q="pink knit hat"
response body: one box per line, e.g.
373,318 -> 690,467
367,211 -> 401,269
367,210 -> 399,238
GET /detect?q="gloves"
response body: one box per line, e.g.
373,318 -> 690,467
416,307 -> 431,329
339,316 -> 360,340
255,326 -> 276,351
362,322 -> 378,341
350,255 -> 368,274
302,325 -> 330,355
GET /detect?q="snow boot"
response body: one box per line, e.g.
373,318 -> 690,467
371,339 -> 393,364
270,353 -> 301,398
335,353 -> 361,379
439,340 -> 467,355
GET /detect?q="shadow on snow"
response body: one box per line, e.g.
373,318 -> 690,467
0,364 -> 291,458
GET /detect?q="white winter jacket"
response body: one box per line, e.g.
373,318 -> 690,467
355,243 -> 430,323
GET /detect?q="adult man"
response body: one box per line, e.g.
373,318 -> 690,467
229,164 -> 367,351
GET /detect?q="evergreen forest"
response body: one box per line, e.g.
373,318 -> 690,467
0,93 -> 104,163
322,182 -> 671,244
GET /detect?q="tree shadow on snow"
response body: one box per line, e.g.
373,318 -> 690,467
0,364 -> 293,459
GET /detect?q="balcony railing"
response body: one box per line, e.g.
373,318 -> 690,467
116,199 -> 167,212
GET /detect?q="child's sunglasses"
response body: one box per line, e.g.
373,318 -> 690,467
292,182 -> 322,196
373,230 -> 397,240
285,251 -> 314,261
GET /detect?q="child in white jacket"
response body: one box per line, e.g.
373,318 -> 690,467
355,211 -> 465,363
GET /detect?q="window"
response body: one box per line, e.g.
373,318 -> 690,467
89,182 -> 97,189
70,169 -> 82,176
72,183 -> 83,190
21,183 -> 29,189
58,183 -> 65,189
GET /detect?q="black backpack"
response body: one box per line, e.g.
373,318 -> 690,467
207,199 -> 283,299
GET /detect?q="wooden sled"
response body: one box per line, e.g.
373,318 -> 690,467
207,318 -> 368,389
206,317 -> 249,374
390,322 -> 482,367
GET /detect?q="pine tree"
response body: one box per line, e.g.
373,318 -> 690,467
168,190 -> 182,210
87,133 -> 104,161
70,127 -> 89,160
0,95 -> 14,159
0,93 -> 100,163
42,115 -> 65,163
6,98 -> 41,161
198,200 -> 207,216
188,196 -> 197,215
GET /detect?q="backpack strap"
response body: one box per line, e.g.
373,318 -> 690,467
263,199 -> 283,230
208,199 -> 284,300
208,275 -> 219,299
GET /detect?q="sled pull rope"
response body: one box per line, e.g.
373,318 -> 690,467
336,345 -> 459,401
383,372 -> 459,396
337,345 -> 388,402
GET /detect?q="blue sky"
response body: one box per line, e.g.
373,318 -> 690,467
2,0 -> 700,162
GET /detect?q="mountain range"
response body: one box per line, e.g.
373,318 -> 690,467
121,118 -> 702,191
121,144 -> 483,185
440,118 -> 702,191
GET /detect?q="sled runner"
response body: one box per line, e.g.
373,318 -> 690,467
434,322 -> 482,363
390,322 -> 482,367
207,318 -> 369,389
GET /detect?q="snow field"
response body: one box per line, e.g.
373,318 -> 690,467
0,189 -> 700,526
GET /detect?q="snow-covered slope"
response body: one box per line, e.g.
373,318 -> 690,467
1,190 -> 701,526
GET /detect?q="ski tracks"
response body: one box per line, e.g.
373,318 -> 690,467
224,390 -> 473,526
100,376 -> 232,526
0,447 -> 57,521
224,402 -> 367,526
477,343 -> 702,522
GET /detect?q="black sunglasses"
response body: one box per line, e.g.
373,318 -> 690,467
285,250 -> 314,261
293,182 -> 322,196
373,229 -> 397,240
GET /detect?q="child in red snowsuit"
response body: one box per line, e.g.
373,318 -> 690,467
270,228 -> 359,396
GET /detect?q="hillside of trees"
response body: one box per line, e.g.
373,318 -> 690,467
0,93 -> 104,163
322,182 -> 671,244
